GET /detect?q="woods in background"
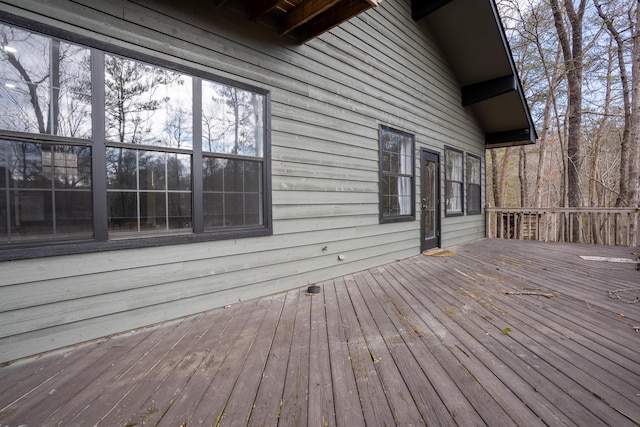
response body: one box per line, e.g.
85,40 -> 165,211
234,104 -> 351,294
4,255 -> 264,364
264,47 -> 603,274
490,0 -> 640,209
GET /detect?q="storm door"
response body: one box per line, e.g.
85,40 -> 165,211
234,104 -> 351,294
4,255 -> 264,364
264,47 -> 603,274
421,149 -> 440,251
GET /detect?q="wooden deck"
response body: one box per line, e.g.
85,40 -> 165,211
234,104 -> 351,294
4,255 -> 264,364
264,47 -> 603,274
1,238 -> 639,426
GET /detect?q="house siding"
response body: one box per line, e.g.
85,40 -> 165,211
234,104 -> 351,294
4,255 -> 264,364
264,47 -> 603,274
0,0 -> 486,363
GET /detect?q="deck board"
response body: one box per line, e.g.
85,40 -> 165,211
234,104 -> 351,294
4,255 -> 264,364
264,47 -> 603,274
1,238 -> 639,426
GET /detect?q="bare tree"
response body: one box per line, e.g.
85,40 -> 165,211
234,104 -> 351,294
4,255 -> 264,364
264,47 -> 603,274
593,0 -> 634,206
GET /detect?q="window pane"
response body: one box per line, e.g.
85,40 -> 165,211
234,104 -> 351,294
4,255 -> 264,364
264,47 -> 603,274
203,157 -> 263,230
139,151 -> 166,191
446,182 -> 463,213
203,157 -> 223,192
167,153 -> 191,191
202,81 -> 264,157
203,192 -> 223,228
467,156 -> 481,184
56,42 -> 92,138
105,55 -> 192,148
9,142 -> 49,188
168,193 -> 192,229
108,191 -> 138,232
244,193 -> 262,225
224,193 -> 244,226
0,25 -> 50,134
0,140 -> 93,244
243,161 -> 262,193
107,147 -> 193,236
52,146 -> 92,189
446,150 -> 463,181
55,190 -> 93,235
106,147 -> 137,190
224,159 -> 244,192
0,191 -> 6,242
140,192 -> 166,230
0,25 -> 92,138
468,184 -> 481,213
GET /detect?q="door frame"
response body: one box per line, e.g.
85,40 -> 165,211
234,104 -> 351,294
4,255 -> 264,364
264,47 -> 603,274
420,148 -> 441,252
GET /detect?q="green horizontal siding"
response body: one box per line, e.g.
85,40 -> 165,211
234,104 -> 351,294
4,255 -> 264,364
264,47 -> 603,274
0,0 -> 485,363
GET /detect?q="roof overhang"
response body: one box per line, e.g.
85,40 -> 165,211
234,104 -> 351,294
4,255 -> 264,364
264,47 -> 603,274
413,0 -> 537,148
243,0 -> 381,43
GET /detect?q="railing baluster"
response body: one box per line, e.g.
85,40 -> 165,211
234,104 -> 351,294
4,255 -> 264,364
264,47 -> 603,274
485,207 -> 640,247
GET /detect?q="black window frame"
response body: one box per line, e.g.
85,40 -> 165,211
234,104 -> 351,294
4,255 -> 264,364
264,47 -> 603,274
466,153 -> 482,215
378,125 -> 415,224
0,12 -> 272,261
444,146 -> 464,217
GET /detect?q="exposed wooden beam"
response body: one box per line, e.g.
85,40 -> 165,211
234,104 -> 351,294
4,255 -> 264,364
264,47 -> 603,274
411,0 -> 452,20
300,0 -> 374,43
254,0 -> 281,20
461,75 -> 517,106
485,126 -> 536,147
281,0 -> 341,35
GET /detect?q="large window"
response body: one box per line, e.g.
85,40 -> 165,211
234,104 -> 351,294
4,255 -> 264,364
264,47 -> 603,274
379,126 -> 414,223
445,146 -> 463,216
0,20 -> 270,255
467,154 -> 482,215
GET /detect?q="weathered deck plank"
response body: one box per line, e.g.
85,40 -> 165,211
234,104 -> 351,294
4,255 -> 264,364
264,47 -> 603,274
324,277 -> 366,427
1,239 -> 639,426
247,290 -> 299,425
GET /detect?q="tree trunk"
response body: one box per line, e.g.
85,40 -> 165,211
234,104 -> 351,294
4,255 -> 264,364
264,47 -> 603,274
535,40 -> 566,207
630,2 -> 640,210
589,34 -> 613,209
519,146 -> 528,207
500,147 -> 512,206
550,0 -> 586,241
594,0 -> 633,207
490,149 -> 500,207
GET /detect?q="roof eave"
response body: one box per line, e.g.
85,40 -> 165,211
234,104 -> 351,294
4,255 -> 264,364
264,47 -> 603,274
413,0 -> 537,148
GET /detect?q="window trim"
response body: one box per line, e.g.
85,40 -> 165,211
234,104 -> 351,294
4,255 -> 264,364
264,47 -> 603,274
466,153 -> 482,215
0,12 -> 272,261
378,125 -> 415,224
444,146 -> 464,217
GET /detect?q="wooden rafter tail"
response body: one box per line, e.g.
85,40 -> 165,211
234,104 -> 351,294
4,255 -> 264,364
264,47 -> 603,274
281,0 -> 341,35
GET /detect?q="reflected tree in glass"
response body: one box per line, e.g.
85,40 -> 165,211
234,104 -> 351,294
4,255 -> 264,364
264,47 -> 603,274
104,55 -> 190,146
202,81 -> 263,157
0,24 -> 91,137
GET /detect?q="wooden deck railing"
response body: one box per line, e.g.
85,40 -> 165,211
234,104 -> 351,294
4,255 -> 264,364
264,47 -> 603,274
486,207 -> 640,247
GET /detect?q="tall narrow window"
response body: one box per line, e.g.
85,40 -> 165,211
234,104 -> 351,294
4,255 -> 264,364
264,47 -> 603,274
0,24 -> 93,244
445,147 -> 463,216
104,55 -> 193,238
202,82 -> 265,231
379,126 -> 414,223
467,154 -> 482,215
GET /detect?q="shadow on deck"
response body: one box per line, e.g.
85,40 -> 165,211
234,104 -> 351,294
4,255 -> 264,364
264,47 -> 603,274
1,238 -> 639,426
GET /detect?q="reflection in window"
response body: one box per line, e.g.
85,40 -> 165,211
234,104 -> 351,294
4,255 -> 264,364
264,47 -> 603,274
0,24 -> 91,137
105,55 -> 192,148
106,148 -> 192,236
467,154 -> 481,214
202,81 -> 264,157
379,126 -> 414,222
0,20 -> 269,248
0,140 -> 93,244
445,147 -> 463,216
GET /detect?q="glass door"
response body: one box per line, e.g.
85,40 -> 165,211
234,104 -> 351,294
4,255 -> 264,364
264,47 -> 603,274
421,149 -> 440,251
